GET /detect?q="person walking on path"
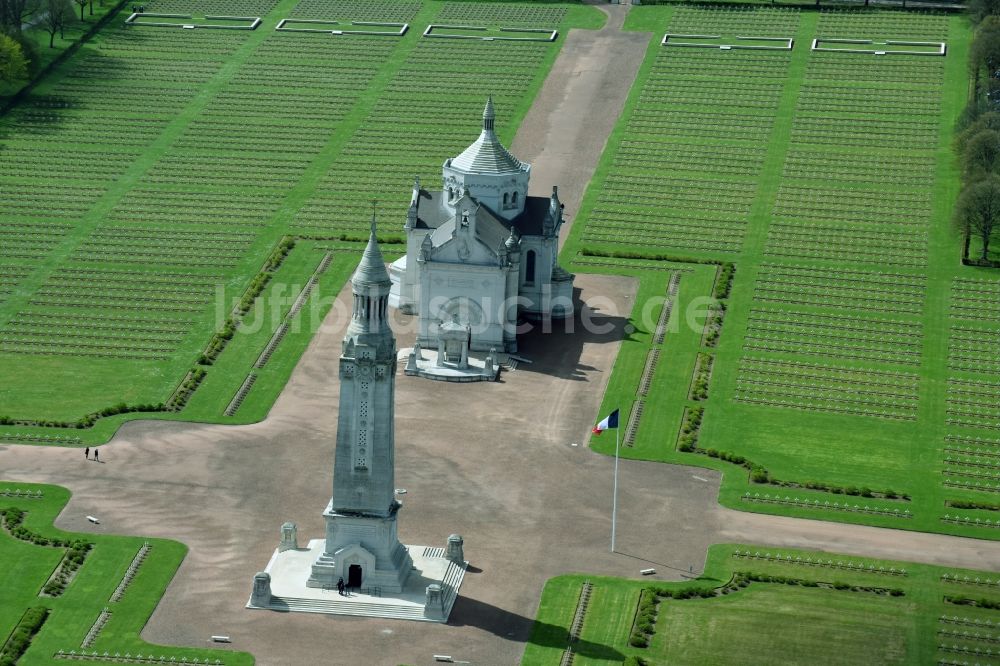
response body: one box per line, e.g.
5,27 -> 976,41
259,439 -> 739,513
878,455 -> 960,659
94,449 -> 99,462
84,447 -> 89,460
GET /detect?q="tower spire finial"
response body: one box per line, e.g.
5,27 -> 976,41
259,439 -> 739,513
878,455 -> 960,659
351,200 -> 390,291
483,95 -> 495,132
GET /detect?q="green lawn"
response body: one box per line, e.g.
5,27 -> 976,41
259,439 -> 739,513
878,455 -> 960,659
524,543 -> 1000,666
565,5 -> 999,540
655,585 -> 913,666
0,482 -> 251,665
0,0 -> 604,444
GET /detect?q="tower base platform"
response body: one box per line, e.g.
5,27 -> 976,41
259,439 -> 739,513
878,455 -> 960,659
247,539 -> 466,623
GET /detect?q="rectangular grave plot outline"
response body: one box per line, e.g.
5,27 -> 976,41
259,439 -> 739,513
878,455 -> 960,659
811,38 -> 946,56
423,24 -> 557,42
661,33 -> 794,51
125,13 -> 262,30
274,19 -> 408,36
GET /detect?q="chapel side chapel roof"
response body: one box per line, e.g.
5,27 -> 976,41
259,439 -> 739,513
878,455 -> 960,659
429,203 -> 509,256
413,189 -> 553,239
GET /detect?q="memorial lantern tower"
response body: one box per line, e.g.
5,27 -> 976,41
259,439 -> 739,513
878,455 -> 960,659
307,217 -> 413,593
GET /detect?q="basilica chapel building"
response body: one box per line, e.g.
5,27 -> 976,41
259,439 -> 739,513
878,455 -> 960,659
388,98 -> 575,354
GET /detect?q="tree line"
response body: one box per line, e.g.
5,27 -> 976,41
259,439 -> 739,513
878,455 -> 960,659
0,0 -> 103,86
956,0 -> 1000,264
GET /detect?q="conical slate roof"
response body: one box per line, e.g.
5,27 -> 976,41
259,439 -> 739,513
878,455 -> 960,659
352,218 -> 391,289
450,97 -> 525,175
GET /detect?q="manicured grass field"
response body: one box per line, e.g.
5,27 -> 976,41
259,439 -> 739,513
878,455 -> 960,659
0,0 -> 603,444
567,5 -> 999,540
0,481 -> 251,665
653,586 -> 912,665
523,543 -> 1000,666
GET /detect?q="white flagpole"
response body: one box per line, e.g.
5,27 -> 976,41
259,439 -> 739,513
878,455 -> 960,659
611,424 -> 619,553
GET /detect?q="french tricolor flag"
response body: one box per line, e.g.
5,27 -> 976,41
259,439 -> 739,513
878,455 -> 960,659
592,409 -> 619,435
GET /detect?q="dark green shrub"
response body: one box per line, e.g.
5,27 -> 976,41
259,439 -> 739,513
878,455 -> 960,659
0,606 -> 48,663
581,247 -> 720,266
4,507 -> 24,526
949,499 -> 1000,511
713,263 -> 735,300
677,406 -> 706,452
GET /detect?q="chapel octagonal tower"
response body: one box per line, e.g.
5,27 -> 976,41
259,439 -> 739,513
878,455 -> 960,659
441,95 -> 531,221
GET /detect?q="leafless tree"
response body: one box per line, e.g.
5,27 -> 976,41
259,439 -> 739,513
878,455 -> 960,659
964,129 -> 1000,180
0,0 -> 41,35
41,0 -> 71,48
956,176 -> 1000,262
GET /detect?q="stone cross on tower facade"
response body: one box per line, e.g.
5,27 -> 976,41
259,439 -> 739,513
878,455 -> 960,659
307,217 -> 413,593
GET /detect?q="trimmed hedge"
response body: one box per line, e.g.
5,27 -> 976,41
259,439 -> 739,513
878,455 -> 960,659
676,405 -> 704,452
682,432 -> 910,501
580,247 -> 723,266
713,263 -> 735,300
737,571 -> 903,597
200,237 -> 296,366
0,606 -> 48,665
948,499 -> 1000,511
42,539 -> 92,597
2,508 -> 92,598
946,594 -> 1000,609
578,250 -> 738,300
628,588 -> 659,648
690,352 -> 713,401
703,302 -> 725,347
